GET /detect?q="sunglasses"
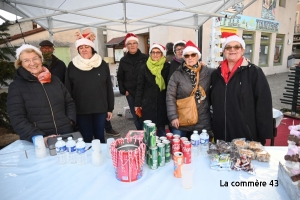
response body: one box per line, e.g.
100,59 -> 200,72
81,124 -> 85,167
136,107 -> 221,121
184,53 -> 197,59
224,45 -> 242,51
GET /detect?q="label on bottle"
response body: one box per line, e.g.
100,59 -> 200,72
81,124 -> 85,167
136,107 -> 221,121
77,147 -> 86,154
200,138 -> 209,145
56,145 -> 66,153
67,146 -> 76,153
191,139 -> 200,146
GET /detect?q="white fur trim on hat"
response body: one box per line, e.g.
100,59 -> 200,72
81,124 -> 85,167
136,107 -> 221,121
222,35 -> 245,51
182,40 -> 201,59
149,43 -> 166,56
173,40 -> 186,53
125,36 -> 139,45
16,44 -> 43,61
75,38 -> 95,49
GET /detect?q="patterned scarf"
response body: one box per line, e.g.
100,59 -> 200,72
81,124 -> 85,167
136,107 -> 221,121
37,67 -> 51,84
183,62 -> 206,103
72,53 -> 102,71
146,56 -> 166,91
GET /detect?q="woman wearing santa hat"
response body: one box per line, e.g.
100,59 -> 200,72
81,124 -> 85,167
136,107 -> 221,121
210,33 -> 273,145
166,40 -> 212,137
7,44 -> 76,146
65,30 -> 114,143
134,43 -> 170,136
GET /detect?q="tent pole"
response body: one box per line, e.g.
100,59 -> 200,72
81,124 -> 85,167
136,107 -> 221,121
123,0 -> 127,33
47,17 -> 53,42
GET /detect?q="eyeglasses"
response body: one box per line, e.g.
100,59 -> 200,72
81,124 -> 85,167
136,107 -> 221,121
175,48 -> 184,52
127,42 -> 138,46
22,57 -> 41,65
184,53 -> 197,59
150,51 -> 162,55
224,45 -> 242,51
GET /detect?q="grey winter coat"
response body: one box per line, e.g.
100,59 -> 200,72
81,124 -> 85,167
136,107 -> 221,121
166,63 -> 213,132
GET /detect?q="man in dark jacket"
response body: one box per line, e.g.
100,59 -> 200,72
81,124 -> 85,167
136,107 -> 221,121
39,40 -> 66,83
117,33 -> 148,130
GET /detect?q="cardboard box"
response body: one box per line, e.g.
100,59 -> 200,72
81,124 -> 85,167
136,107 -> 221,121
278,162 -> 300,200
124,106 -> 133,118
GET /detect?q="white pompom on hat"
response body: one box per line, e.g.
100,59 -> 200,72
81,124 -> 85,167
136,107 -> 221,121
173,40 -> 186,53
182,40 -> 201,59
16,44 -> 43,61
222,32 -> 245,51
149,43 -> 166,56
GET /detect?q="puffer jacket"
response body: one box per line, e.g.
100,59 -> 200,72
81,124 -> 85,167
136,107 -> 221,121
210,58 -> 273,144
166,63 -> 213,132
117,49 -> 148,97
135,62 -> 170,127
7,67 -> 76,142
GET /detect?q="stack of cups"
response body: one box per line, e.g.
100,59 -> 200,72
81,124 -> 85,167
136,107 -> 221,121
92,139 -> 103,166
32,135 -> 47,158
181,164 -> 194,189
107,138 -> 115,158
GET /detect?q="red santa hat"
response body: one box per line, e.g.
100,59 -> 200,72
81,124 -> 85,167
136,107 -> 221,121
149,43 -> 166,56
123,33 -> 139,53
173,40 -> 186,54
221,32 -> 245,51
16,44 -> 43,61
182,40 -> 201,58
75,30 -> 96,49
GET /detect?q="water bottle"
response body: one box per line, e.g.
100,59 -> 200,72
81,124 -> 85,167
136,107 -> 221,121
55,137 -> 67,165
200,129 -> 209,156
66,137 -> 76,164
190,130 -> 200,157
76,138 -> 87,165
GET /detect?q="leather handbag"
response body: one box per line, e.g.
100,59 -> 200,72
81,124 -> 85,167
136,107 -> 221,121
176,72 -> 199,126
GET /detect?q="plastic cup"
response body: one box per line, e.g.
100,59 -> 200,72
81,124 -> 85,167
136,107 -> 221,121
92,139 -> 101,152
181,164 -> 194,189
32,135 -> 47,158
106,138 -> 115,158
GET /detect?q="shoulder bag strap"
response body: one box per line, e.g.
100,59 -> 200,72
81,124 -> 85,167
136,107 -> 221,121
190,64 -> 201,96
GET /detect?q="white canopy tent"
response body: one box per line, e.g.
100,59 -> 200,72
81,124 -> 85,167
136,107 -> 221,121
0,0 -> 251,35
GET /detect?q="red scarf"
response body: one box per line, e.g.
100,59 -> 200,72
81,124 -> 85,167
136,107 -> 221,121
37,67 -> 51,84
221,57 -> 243,84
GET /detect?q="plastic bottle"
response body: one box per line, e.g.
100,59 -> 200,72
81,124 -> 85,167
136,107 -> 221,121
76,138 -> 87,165
200,129 -> 209,156
190,130 -> 200,157
66,137 -> 76,164
55,137 -> 67,165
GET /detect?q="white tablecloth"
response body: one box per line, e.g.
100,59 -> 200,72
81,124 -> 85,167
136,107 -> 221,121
0,140 -> 290,200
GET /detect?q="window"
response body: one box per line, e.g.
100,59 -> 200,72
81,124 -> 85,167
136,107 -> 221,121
242,31 -> 255,61
279,0 -> 286,7
274,34 -> 284,64
259,33 -> 271,66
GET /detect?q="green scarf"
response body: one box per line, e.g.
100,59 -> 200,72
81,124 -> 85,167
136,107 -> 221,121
146,56 -> 166,91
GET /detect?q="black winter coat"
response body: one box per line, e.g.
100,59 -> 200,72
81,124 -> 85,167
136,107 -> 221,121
135,62 -> 170,127
65,60 -> 114,114
167,58 -> 182,81
117,49 -> 148,97
45,55 -> 66,83
210,58 -> 273,144
7,67 -> 76,142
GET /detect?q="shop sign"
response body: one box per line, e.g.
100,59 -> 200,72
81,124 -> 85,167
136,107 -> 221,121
220,13 -> 279,32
